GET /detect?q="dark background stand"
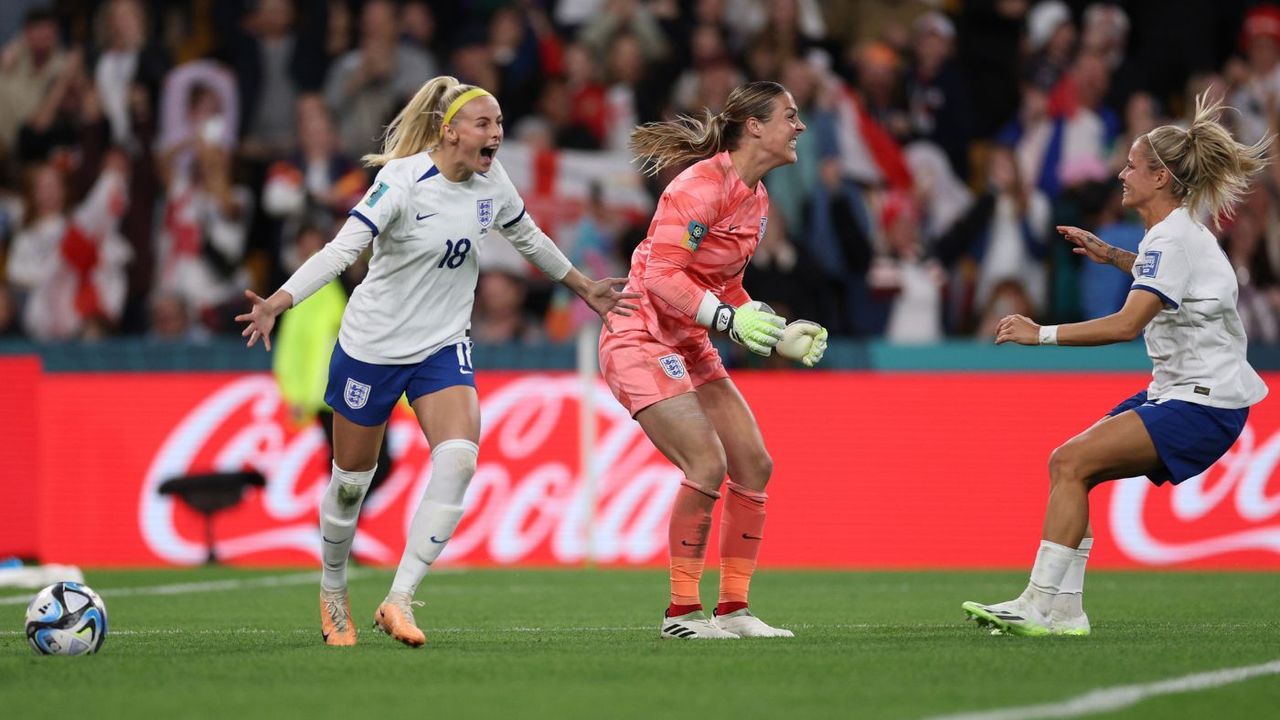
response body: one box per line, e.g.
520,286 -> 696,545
158,471 -> 266,564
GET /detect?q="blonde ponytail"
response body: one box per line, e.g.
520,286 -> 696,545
629,80 -> 787,176
1144,93 -> 1274,223
362,76 -> 485,167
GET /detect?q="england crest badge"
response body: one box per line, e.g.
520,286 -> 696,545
658,354 -> 687,380
477,199 -> 494,228
344,378 -> 371,410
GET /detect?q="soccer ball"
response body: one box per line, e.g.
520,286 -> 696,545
25,581 -> 108,656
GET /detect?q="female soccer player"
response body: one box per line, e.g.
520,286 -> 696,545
599,81 -> 829,640
237,77 -> 638,647
963,94 -> 1272,637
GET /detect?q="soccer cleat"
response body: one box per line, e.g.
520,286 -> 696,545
712,608 -> 795,638
373,592 -> 426,647
661,609 -> 739,639
1049,610 -> 1091,636
962,597 -> 1051,637
319,589 -> 356,646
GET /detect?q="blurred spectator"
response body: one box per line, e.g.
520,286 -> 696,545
323,0 -> 436,157
562,42 -> 607,146
601,31 -> 663,151
869,191 -> 946,343
905,12 -> 973,180
974,278 -> 1037,339
579,0 -> 671,64
1107,91 -> 1161,175
155,137 -> 252,331
852,41 -> 908,140
0,281 -> 20,337
147,290 -> 207,342
1229,3 -> 1280,146
971,145 -> 1050,315
91,0 -> 169,150
157,60 -> 239,179
513,76 -> 600,151
261,94 -> 365,275
15,47 -> 99,165
488,4 -> 545,126
1225,192 -> 1280,343
724,0 -> 826,58
1079,180 -> 1144,319
399,1 -> 435,51
1054,51 -> 1116,191
225,0 -> 329,159
671,23 -> 731,113
0,8 -> 67,153
6,156 -> 132,340
1024,0 -> 1076,92
472,271 -> 546,345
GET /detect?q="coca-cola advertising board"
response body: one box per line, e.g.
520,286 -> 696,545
14,370 -> 1280,569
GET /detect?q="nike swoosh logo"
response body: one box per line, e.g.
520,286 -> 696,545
430,535 -> 450,543
417,212 -> 438,221
680,540 -> 706,547
322,536 -> 343,545
728,224 -> 740,232
741,533 -> 763,540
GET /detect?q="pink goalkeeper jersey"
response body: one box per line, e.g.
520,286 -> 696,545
611,151 -> 769,347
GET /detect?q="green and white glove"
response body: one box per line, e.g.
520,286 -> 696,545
775,320 -> 828,367
696,293 -> 785,356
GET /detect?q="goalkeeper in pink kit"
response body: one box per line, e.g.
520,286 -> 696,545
599,81 -> 828,639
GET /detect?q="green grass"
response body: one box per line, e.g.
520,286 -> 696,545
3,569 -> 1280,719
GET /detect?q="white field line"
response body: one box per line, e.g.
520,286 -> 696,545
0,570 -> 337,606
923,660 -> 1280,720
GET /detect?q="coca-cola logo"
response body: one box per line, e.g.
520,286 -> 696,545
1109,423 -> 1280,564
139,375 -> 679,566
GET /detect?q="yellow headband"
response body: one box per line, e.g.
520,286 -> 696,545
443,88 -> 493,126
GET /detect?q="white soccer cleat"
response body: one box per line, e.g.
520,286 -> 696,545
962,597 -> 1051,637
712,608 -> 795,638
661,610 -> 740,639
1049,609 -> 1091,636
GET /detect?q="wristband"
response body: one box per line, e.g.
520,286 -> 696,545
1038,324 -> 1059,346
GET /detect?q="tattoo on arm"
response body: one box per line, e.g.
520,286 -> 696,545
1105,246 -> 1138,272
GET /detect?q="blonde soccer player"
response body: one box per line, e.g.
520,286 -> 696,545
598,81 -> 829,640
238,77 -> 639,647
963,94 -> 1272,636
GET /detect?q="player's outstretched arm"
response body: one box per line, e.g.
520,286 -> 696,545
995,290 -> 1163,347
236,288 -> 293,351
1058,225 -> 1137,273
558,268 -> 642,331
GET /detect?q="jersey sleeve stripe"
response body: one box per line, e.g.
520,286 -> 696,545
1131,283 -> 1179,310
501,206 -> 526,229
348,209 -> 381,237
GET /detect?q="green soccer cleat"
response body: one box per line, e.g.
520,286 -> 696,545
962,598 -> 1051,637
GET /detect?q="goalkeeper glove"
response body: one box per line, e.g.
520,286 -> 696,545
695,292 -> 785,356
775,320 -> 828,367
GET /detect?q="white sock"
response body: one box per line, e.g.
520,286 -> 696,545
389,439 -> 477,597
319,462 -> 376,592
1053,537 -> 1092,617
1022,540 -> 1075,616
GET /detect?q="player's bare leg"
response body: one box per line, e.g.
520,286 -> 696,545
964,411 -> 1161,636
697,378 -> 792,638
636,392 -> 738,639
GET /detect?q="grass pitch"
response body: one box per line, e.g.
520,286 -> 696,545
3,568 -> 1280,719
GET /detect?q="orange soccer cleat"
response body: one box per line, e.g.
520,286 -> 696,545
373,592 -> 426,647
319,589 -> 357,646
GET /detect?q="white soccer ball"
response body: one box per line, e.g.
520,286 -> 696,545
775,320 -> 821,359
25,581 -> 108,656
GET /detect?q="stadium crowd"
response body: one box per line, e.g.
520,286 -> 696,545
2,0 -> 1280,345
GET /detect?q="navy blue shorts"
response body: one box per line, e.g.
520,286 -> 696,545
1106,390 -> 1249,485
324,340 -> 476,426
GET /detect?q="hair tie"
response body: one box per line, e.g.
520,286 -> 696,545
443,88 -> 493,126
1146,132 -> 1187,189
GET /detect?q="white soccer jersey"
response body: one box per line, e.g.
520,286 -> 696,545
281,152 -> 571,364
1130,206 -> 1267,408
